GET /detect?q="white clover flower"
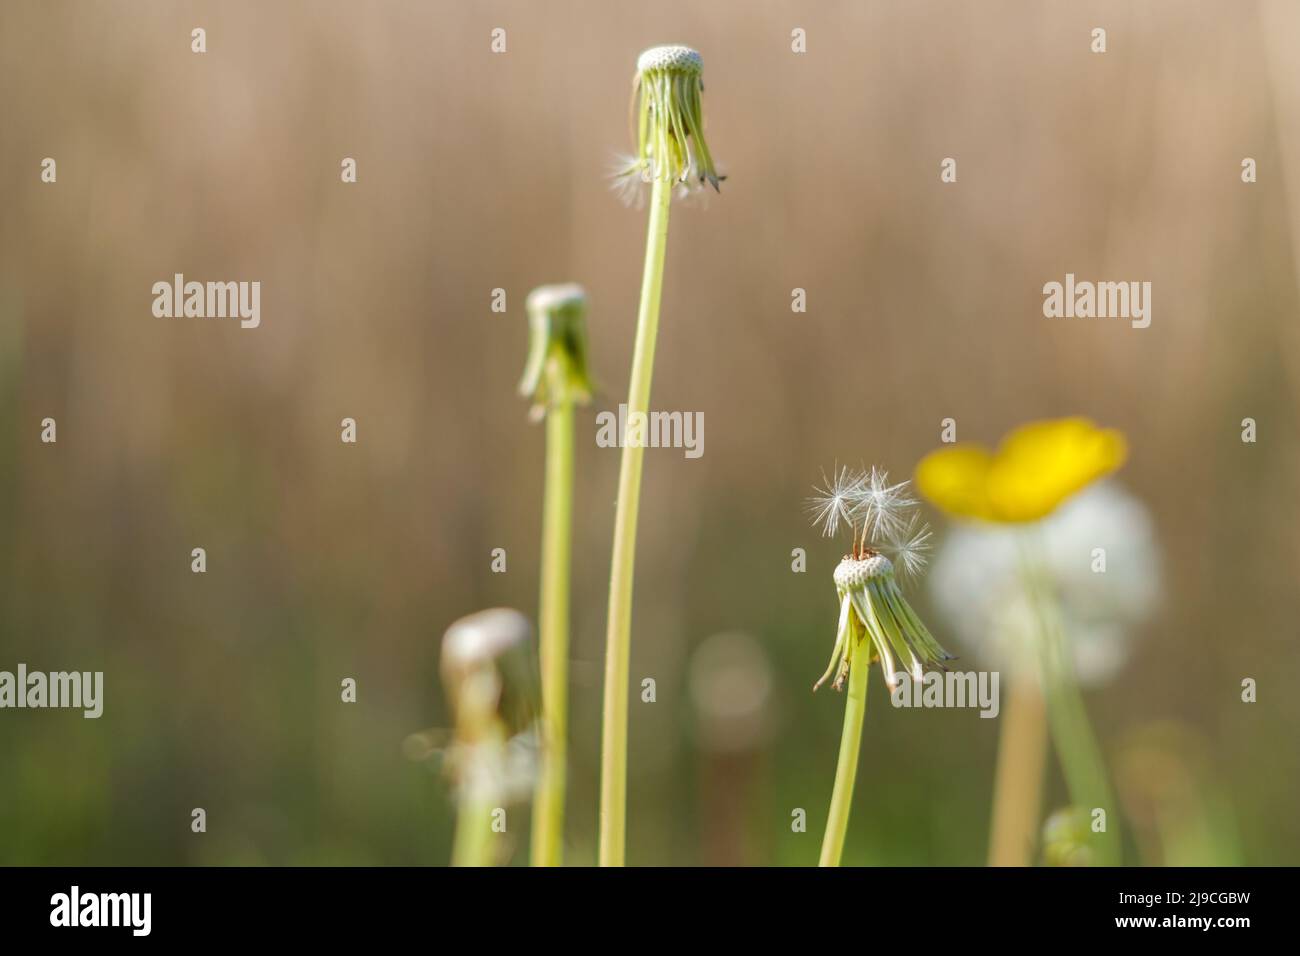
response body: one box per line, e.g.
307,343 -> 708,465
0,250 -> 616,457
928,482 -> 1160,687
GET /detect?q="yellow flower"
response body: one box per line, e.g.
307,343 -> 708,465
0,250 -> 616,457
915,417 -> 1127,523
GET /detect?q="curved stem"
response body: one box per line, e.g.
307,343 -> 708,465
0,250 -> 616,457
987,678 -> 1048,865
531,397 -> 574,866
599,175 -> 673,866
819,645 -> 870,866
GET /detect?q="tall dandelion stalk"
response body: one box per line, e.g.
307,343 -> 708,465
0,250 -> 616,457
806,467 -> 952,866
600,45 -> 721,867
518,284 -> 593,867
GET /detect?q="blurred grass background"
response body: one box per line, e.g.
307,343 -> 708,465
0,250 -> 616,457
1,0 -> 1297,865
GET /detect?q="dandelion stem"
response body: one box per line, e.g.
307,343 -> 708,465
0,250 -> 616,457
452,793 -> 496,867
987,677 -> 1048,865
1018,533 -> 1121,865
599,173 -> 673,866
819,642 -> 870,866
531,393 -> 574,866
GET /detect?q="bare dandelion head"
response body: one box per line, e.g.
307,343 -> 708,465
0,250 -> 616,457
614,44 -> 721,200
439,608 -> 540,806
518,283 -> 595,419
440,608 -> 539,742
806,463 -> 952,694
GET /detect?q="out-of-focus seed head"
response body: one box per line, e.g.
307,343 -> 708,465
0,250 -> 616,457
518,283 -> 594,418
440,608 -> 539,741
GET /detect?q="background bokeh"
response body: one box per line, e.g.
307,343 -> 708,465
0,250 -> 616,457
2,0 -> 1297,865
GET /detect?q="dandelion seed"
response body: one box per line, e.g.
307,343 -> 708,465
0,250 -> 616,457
852,466 -> 917,541
805,465 -> 862,538
881,514 -> 933,582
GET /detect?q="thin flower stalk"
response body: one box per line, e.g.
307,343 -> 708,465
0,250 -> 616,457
600,45 -> 721,867
519,284 -> 593,867
806,466 -> 952,866
986,677 -> 1048,866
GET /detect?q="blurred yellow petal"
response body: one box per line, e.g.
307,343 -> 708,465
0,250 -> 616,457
986,417 -> 1127,522
914,445 -> 997,520
916,418 -> 1128,524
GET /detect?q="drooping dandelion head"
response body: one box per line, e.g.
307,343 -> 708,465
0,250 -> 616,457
615,44 -> 721,200
439,608 -> 540,803
518,283 -> 595,419
440,608 -> 539,744
806,464 -> 953,694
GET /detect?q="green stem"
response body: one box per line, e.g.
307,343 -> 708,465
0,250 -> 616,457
531,396 -> 574,866
599,175 -> 673,866
819,644 -> 870,866
1018,533 -> 1121,865
451,793 -> 495,867
452,733 -> 503,868
986,677 -> 1048,865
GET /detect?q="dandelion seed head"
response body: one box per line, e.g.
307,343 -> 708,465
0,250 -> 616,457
518,282 -> 595,416
524,283 -> 586,316
928,482 -> 1160,687
809,464 -> 950,695
624,44 -> 720,194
